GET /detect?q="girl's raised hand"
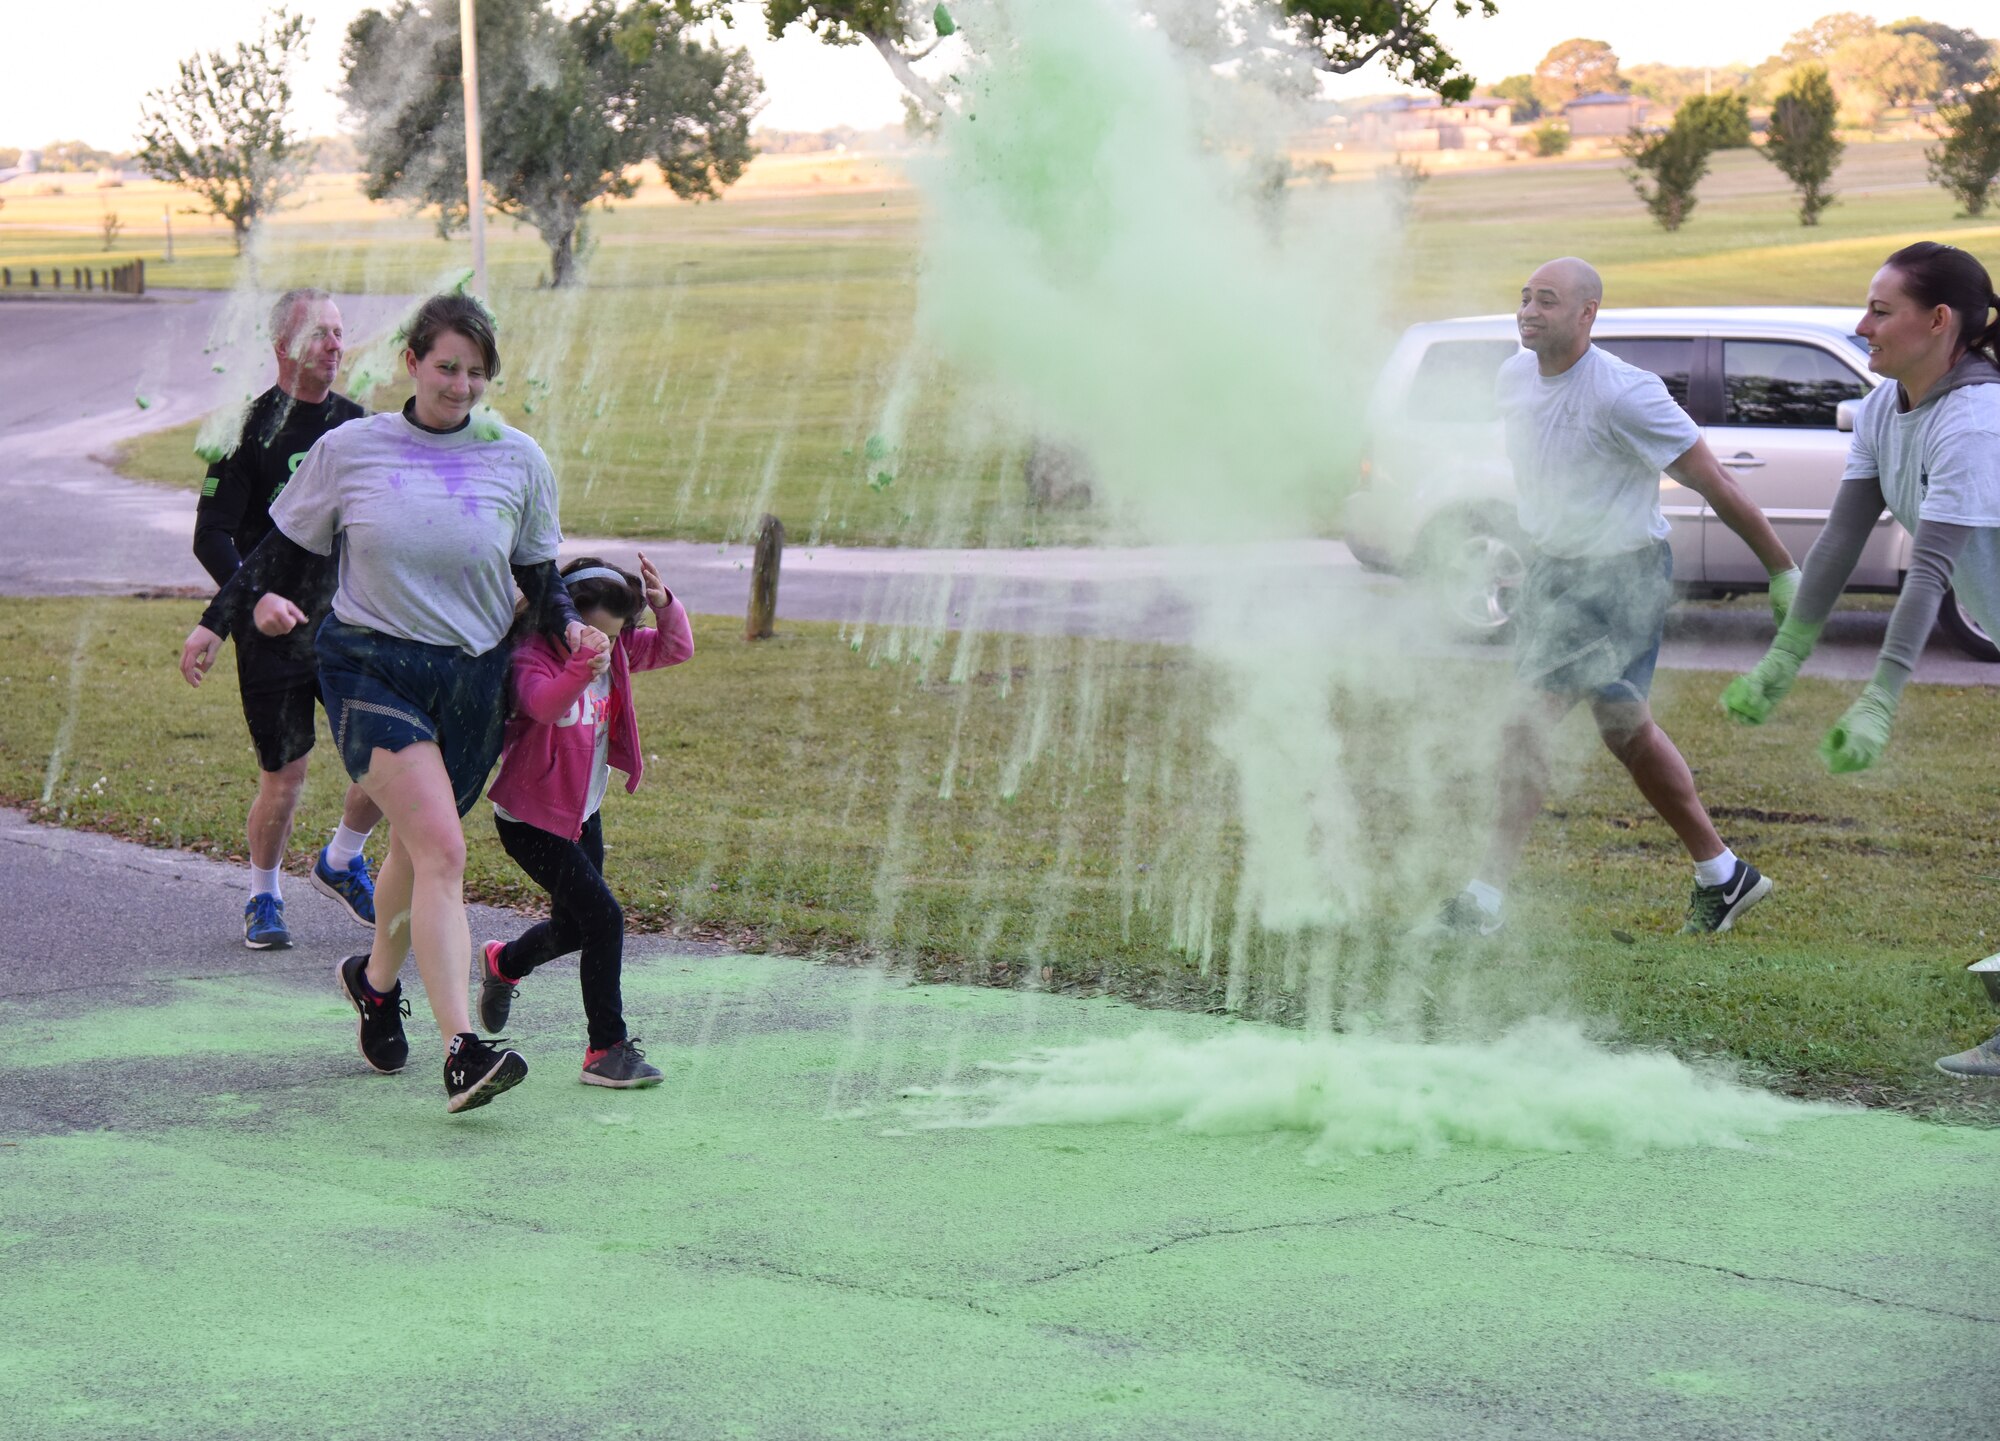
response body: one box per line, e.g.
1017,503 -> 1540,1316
636,549 -> 669,611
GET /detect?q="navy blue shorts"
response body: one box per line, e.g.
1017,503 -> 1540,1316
315,618 -> 512,818
1514,540 -> 1673,705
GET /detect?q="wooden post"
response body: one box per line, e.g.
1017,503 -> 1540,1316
29,268 -> 39,288
135,258 -> 145,295
746,514 -> 784,640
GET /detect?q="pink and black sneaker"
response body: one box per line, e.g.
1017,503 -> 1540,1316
336,954 -> 409,1074
582,1038 -> 662,1089
477,940 -> 519,1033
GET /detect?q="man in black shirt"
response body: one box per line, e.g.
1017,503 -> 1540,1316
183,288 -> 382,949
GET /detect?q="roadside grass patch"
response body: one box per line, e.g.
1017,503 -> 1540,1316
1,598 -> 1994,1115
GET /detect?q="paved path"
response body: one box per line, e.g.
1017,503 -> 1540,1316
2,292 -> 1995,684
3,810 -> 1997,1439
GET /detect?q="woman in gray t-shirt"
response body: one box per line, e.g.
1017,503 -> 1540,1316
1722,241 -> 2000,1078
190,293 -> 597,1113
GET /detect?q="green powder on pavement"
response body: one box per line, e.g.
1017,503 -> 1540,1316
907,1021 -> 1822,1158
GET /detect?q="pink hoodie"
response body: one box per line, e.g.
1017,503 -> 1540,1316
486,598 -> 695,840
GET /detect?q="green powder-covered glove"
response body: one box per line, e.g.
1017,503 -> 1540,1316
1768,565 -> 1802,627
1819,683 -> 1899,774
1720,616 -> 1821,725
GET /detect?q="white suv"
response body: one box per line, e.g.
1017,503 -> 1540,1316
1342,307 -> 2000,662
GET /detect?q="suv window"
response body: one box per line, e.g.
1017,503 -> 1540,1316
1722,341 -> 1869,428
1406,339 -> 1519,423
1596,338 -> 1696,413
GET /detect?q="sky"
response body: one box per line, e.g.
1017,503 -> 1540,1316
5,1 -> 1994,151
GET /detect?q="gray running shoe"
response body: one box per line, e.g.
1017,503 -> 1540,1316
1935,1035 -> 2000,1079
477,940 -> 519,1033
582,1038 -> 663,1089
1433,890 -> 1504,938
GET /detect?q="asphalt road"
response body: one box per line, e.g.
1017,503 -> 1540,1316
4,810 -> 1997,1440
2,290 -> 1996,684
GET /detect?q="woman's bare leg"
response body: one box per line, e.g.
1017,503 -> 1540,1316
356,742 -> 474,1043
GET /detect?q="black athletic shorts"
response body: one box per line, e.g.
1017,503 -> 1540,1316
235,627 -> 323,773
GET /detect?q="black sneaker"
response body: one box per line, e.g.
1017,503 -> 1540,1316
477,941 -> 519,1032
1682,861 -> 1772,934
336,954 -> 409,1074
582,1038 -> 663,1089
1432,890 -> 1504,938
445,1033 -> 528,1114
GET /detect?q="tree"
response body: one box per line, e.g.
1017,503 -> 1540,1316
344,0 -> 760,287
1675,92 -> 1752,149
768,1 -> 1504,115
1532,37 -> 1623,113
135,7 -> 314,255
1490,73 -> 1540,121
1927,85 -> 2000,216
1887,18 -> 1993,101
1620,113 -> 1715,230
1828,29 -> 1943,119
1764,64 -> 1845,225
1778,11 -> 1879,66
41,140 -> 123,172
1626,63 -> 1757,109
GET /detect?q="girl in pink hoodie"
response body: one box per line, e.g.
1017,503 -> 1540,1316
482,553 -> 694,1087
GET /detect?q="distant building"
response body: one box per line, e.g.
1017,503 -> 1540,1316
1355,95 -> 1514,152
1562,92 -> 1651,137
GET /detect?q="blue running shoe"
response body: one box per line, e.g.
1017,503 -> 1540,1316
244,892 -> 292,950
311,846 -> 376,928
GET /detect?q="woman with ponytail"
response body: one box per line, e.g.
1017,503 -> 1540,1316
1720,241 -> 2000,1077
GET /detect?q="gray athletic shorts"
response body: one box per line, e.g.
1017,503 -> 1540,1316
1514,540 -> 1673,704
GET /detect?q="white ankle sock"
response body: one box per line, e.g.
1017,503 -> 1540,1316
251,865 -> 282,900
325,823 -> 373,869
1693,848 -> 1738,888
1465,879 -> 1504,916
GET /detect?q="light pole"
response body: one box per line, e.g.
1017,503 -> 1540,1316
460,0 -> 487,298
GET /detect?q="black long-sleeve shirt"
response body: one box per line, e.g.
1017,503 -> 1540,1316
192,387 -> 363,586
192,387 -> 362,678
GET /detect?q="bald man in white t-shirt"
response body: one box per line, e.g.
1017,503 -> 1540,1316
1438,258 -> 1802,937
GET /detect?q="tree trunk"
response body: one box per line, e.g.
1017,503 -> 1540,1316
548,225 -> 577,288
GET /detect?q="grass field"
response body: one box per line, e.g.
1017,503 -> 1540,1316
22,140 -> 1990,547
3,597 -> 1995,1116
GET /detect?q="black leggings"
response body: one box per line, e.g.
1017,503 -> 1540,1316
493,811 -> 626,1050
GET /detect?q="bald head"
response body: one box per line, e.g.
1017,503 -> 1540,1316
1518,256 -> 1603,371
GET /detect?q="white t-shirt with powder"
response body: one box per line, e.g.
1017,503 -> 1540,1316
1843,376 -> 2000,637
272,409 -> 563,656
1495,345 -> 1700,559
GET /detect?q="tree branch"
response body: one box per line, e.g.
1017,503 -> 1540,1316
868,30 -> 943,111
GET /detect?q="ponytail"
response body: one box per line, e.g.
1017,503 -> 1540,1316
1978,289 -> 2000,365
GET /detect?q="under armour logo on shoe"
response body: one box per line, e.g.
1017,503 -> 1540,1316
450,1068 -> 466,1086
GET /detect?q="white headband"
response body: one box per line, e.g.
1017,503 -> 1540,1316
564,566 -> 633,587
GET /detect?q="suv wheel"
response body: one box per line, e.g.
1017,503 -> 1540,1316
1416,509 -> 1528,642
1937,587 -> 2000,663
